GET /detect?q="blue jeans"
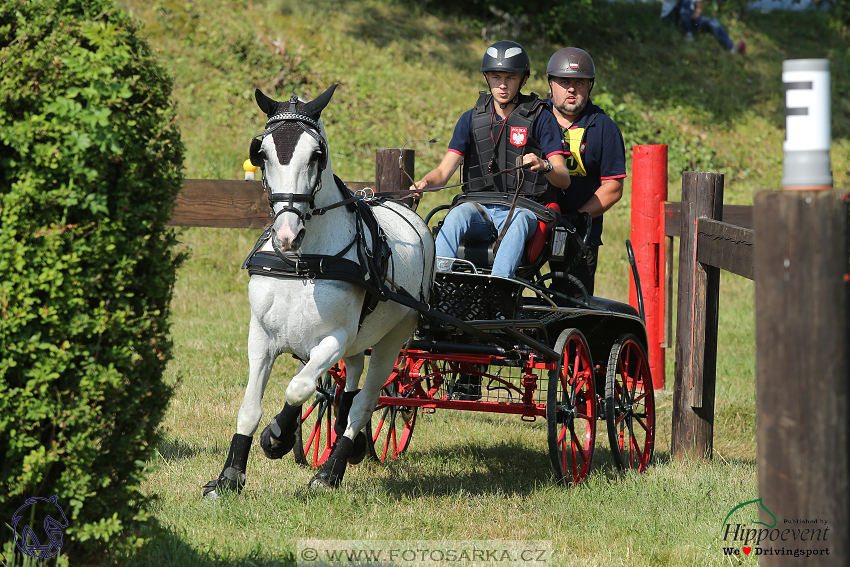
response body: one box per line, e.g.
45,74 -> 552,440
435,202 -> 537,278
677,2 -> 734,50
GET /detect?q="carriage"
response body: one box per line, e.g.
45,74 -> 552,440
291,193 -> 656,486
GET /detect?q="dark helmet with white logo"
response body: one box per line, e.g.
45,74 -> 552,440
481,40 -> 531,77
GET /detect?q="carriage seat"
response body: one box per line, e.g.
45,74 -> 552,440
455,203 -> 561,271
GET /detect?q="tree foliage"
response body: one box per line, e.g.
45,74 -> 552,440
0,0 -> 183,558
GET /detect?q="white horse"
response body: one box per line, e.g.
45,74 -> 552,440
203,85 -> 435,497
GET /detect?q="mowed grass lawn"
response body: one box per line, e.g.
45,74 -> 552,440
127,204 -> 757,566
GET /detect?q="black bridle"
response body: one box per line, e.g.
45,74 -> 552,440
250,96 -> 330,223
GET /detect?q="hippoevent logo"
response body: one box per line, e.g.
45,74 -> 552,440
11,496 -> 69,559
720,498 -> 831,559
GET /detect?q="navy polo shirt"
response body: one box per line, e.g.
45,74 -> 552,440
543,99 -> 627,245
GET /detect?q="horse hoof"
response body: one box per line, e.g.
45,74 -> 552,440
260,421 -> 295,460
202,481 -> 220,500
347,431 -> 368,465
308,473 -> 339,491
202,467 -> 245,498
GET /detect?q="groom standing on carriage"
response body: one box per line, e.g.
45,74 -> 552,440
411,40 -> 570,279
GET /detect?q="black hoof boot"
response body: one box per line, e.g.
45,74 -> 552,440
203,433 -> 252,499
309,436 -> 352,490
334,390 -> 367,465
260,403 -> 301,459
348,431 -> 368,465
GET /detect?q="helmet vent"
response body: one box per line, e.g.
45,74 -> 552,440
504,47 -> 523,59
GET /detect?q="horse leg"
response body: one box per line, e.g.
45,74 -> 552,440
310,318 -> 416,490
259,331 -> 350,460
333,353 -> 368,465
259,361 -> 304,460
204,317 -> 274,499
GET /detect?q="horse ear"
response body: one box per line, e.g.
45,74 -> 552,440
303,84 -> 338,120
255,89 -> 279,116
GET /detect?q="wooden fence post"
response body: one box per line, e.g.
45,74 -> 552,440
754,190 -> 849,564
375,148 -> 415,208
671,171 -> 724,460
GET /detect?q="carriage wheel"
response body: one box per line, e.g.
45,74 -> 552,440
294,363 -> 345,468
547,328 -> 597,485
605,334 -> 655,472
368,359 -> 418,462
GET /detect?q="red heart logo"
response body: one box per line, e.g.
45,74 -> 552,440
743,547 -> 751,555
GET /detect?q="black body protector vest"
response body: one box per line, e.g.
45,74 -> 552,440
462,91 -> 550,198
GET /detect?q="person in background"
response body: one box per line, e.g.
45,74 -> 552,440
661,0 -> 746,54
544,47 -> 627,298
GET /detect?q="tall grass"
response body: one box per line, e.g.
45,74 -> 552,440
100,0 -> 849,564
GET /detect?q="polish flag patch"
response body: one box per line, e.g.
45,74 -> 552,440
510,126 -> 527,147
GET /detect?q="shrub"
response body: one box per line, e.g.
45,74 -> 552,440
0,0 -> 183,559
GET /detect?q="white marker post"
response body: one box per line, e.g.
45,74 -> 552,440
781,59 -> 832,190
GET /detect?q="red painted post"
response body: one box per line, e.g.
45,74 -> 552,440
628,145 -> 668,390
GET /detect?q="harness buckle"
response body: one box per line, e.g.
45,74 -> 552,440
355,187 -> 375,200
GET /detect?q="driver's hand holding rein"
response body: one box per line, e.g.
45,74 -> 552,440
411,40 -> 569,279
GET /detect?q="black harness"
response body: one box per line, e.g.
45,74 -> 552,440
242,174 -> 392,324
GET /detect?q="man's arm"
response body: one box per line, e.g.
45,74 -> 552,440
411,151 -> 464,193
521,153 -> 570,189
577,178 -> 624,218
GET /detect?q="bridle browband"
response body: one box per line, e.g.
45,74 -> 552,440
251,96 -> 330,223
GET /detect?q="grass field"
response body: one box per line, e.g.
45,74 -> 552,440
44,0 -> 848,563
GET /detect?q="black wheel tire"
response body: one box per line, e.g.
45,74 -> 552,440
604,334 -> 655,472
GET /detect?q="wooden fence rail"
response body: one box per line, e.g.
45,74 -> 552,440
166,147 -> 411,229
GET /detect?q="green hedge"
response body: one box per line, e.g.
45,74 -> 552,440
0,0 -> 183,559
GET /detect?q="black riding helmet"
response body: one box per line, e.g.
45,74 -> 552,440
481,40 -> 531,76
546,47 -> 596,94
481,41 -> 530,107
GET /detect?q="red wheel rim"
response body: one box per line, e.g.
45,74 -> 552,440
548,329 -> 596,485
369,358 -> 417,462
611,339 -> 654,471
295,363 -> 344,468
557,333 -> 596,483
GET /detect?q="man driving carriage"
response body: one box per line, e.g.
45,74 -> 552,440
411,40 -> 570,279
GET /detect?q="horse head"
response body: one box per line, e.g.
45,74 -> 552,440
250,84 -> 338,252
